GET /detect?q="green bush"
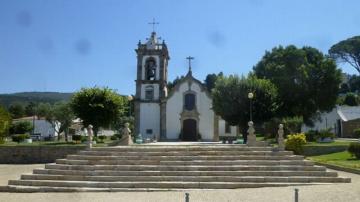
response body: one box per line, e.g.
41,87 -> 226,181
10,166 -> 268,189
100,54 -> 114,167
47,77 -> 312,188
305,130 -> 318,142
72,135 -> 82,143
353,128 -> 360,138
285,133 -> 307,154
9,121 -> 33,134
81,136 -> 88,142
11,134 -> 30,143
97,135 -> 106,143
110,135 -> 118,141
316,128 -> 335,140
114,133 -> 122,139
348,142 -> 360,159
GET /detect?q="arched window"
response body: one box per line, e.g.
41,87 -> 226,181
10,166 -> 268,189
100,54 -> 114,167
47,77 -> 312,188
145,57 -> 156,80
145,86 -> 154,100
184,93 -> 196,110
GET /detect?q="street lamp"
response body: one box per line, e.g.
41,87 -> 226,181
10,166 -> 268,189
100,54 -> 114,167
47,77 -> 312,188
248,92 -> 254,122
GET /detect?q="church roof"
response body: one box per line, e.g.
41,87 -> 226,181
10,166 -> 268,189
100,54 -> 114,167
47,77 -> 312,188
166,70 -> 212,100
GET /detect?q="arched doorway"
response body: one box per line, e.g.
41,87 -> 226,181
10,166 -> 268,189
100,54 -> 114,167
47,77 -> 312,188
182,119 -> 197,141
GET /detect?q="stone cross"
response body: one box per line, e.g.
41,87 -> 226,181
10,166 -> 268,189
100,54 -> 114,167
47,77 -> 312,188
186,56 -> 194,72
278,124 -> 285,151
148,18 -> 159,32
87,125 -> 93,149
246,121 -> 256,146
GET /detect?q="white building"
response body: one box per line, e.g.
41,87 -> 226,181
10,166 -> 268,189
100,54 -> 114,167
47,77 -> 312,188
301,105 -> 360,138
13,116 -> 60,140
134,31 -> 237,141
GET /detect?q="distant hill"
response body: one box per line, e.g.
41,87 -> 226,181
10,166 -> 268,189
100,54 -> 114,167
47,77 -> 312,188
0,92 -> 73,107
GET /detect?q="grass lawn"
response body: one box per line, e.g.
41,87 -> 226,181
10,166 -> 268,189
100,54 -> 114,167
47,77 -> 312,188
308,151 -> 360,171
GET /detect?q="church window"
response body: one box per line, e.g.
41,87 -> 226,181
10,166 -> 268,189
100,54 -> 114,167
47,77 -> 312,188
225,122 -> 231,134
184,93 -> 196,111
145,57 -> 156,80
145,86 -> 154,100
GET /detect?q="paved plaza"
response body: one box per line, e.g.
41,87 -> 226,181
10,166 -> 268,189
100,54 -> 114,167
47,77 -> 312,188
0,164 -> 359,202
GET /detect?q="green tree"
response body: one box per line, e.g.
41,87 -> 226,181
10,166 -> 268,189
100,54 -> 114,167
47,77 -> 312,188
70,87 -> 128,136
204,72 -> 223,92
0,106 -> 11,143
343,93 -> 358,106
212,75 -> 278,132
8,103 -> 25,119
253,45 -> 342,124
36,103 -> 52,118
25,102 -> 37,116
348,75 -> 360,92
167,76 -> 185,91
9,121 -> 33,134
45,102 -> 75,141
329,36 -> 360,74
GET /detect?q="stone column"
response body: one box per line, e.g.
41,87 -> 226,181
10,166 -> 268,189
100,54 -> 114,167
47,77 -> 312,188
87,125 -> 93,149
278,124 -> 285,151
246,121 -> 256,146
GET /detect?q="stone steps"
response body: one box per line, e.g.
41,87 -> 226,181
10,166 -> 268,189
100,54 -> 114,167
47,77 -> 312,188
87,146 -> 273,152
7,180 -> 339,189
19,174 -> 348,183
32,169 -> 338,177
55,159 -> 314,166
44,163 -> 326,171
2,144 -> 351,192
78,150 -> 293,156
67,154 -> 304,161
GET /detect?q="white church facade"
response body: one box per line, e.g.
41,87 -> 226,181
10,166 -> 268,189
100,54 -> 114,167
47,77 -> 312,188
134,31 -> 238,141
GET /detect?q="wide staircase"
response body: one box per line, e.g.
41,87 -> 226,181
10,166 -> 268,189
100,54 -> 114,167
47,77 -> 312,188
3,144 -> 351,192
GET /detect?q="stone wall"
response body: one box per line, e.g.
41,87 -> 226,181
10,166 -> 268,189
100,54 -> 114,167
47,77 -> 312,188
0,146 -> 86,164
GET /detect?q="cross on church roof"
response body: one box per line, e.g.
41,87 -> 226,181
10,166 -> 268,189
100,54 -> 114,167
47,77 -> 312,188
148,18 -> 159,32
186,56 -> 195,72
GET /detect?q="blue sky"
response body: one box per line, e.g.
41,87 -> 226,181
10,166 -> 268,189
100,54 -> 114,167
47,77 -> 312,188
0,0 -> 359,95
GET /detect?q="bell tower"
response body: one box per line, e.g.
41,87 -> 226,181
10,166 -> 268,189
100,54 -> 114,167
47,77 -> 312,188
134,30 -> 169,140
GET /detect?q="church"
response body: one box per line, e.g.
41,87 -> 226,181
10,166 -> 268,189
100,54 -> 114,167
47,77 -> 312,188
134,31 -> 238,141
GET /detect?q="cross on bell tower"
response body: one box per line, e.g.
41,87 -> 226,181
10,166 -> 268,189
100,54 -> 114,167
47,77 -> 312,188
148,18 -> 159,32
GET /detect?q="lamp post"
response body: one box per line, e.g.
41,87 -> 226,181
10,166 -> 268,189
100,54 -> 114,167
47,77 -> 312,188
248,92 -> 254,122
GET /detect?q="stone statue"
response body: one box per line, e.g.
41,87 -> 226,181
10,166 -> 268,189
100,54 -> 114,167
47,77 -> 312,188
87,125 -> 93,149
247,121 -> 256,146
120,122 -> 133,145
278,124 -> 285,151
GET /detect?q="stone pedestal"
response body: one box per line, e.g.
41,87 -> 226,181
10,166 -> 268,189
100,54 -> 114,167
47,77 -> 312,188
278,124 -> 285,151
246,121 -> 256,146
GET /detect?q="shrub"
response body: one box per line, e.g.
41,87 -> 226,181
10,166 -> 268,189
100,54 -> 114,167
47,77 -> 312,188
353,128 -> 360,138
97,135 -> 106,143
114,133 -> 122,139
11,134 -> 30,143
81,136 -> 88,143
285,133 -> 307,154
110,135 -> 118,141
305,130 -> 318,142
348,142 -> 360,159
72,135 -> 82,143
316,128 -> 335,140
9,121 -> 33,135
